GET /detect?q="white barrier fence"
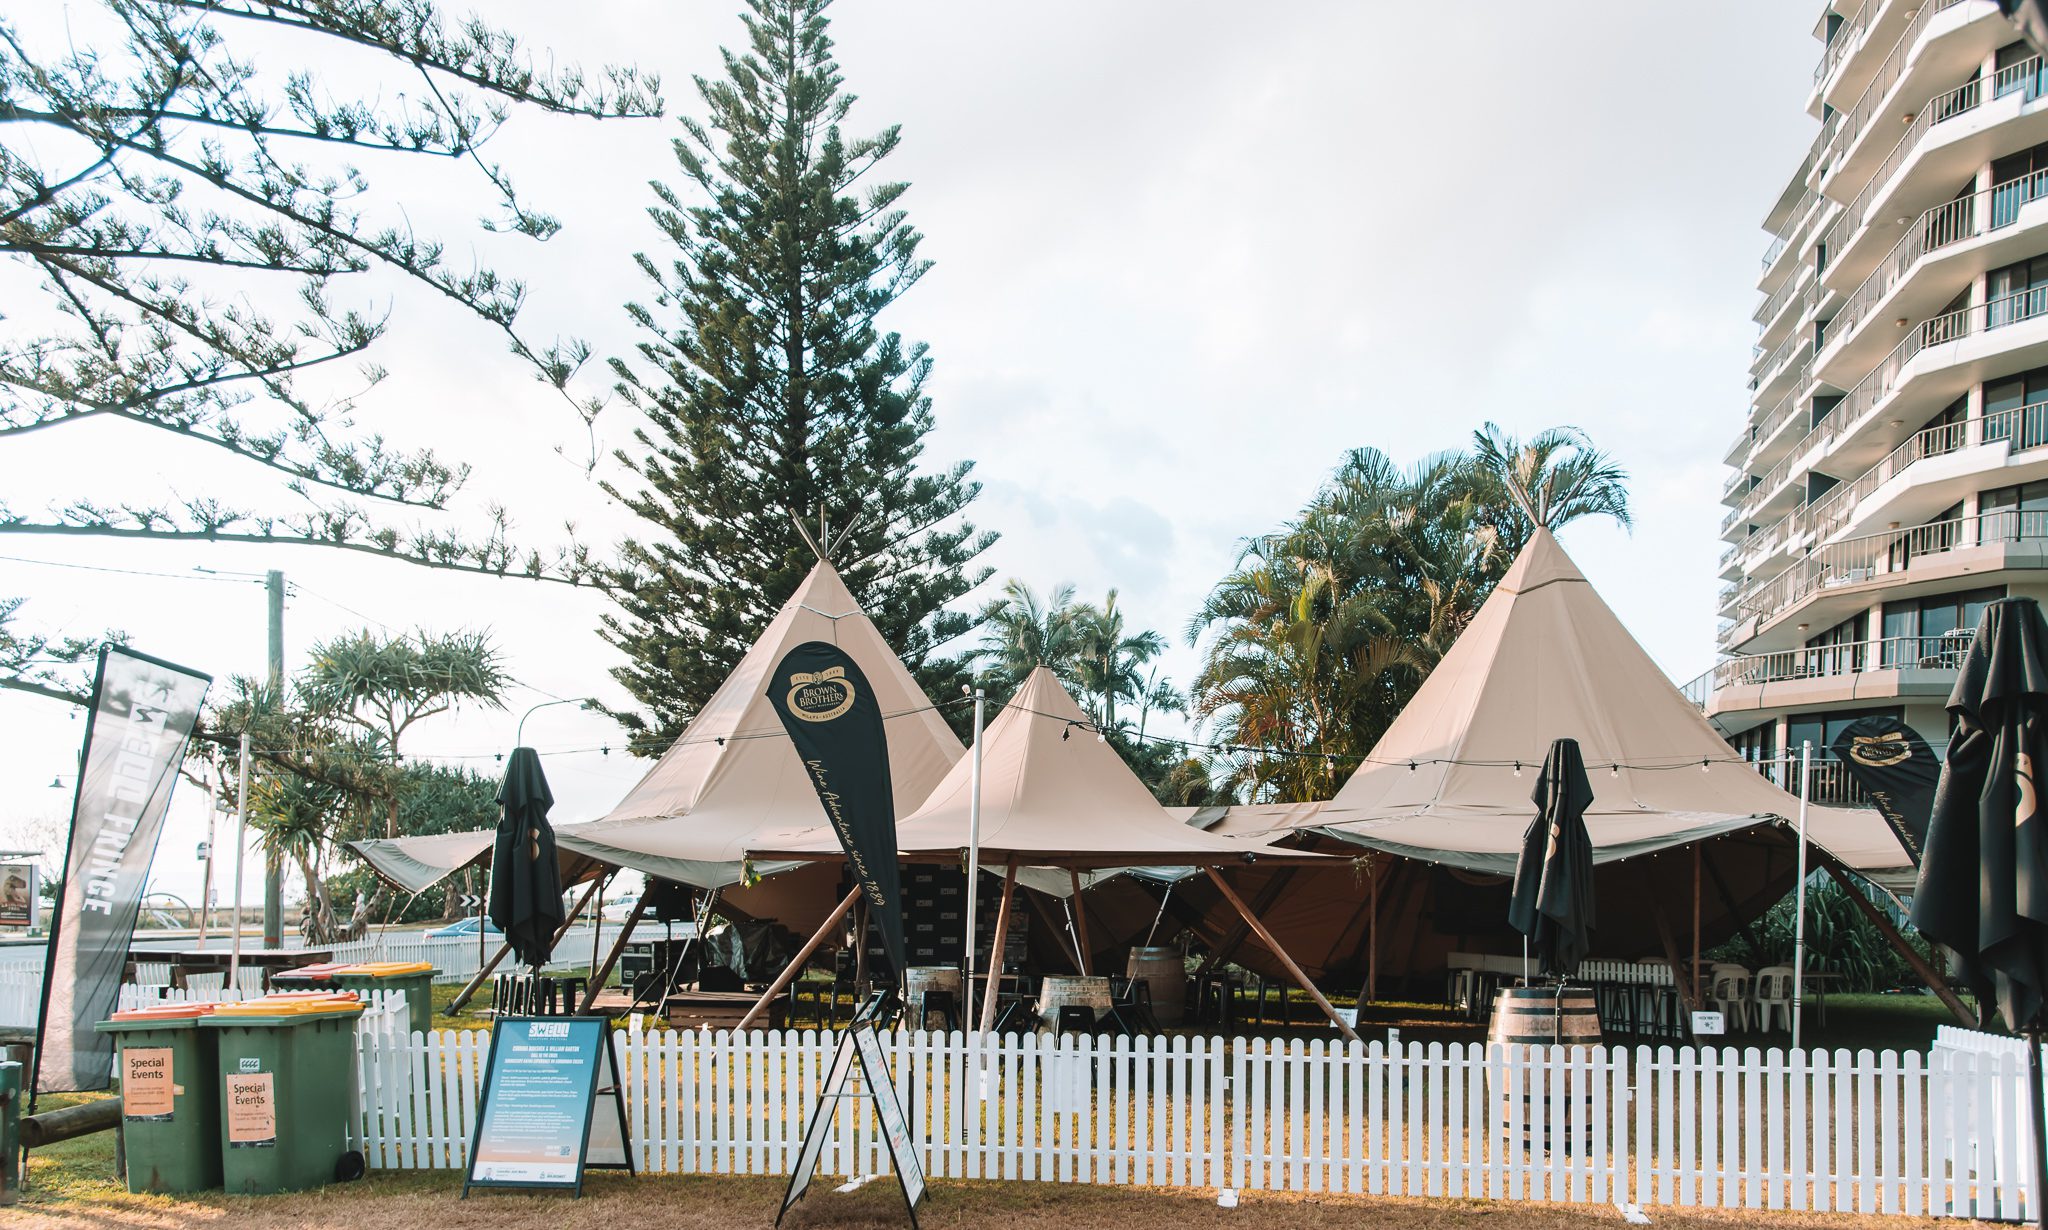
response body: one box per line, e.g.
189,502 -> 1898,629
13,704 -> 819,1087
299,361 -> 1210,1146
0,926 -> 603,1027
348,1028 -> 2043,1218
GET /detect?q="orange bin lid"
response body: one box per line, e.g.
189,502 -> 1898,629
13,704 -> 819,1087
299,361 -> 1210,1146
210,991 -> 364,1018
336,961 -> 433,977
109,1003 -> 216,1021
275,962 -> 351,979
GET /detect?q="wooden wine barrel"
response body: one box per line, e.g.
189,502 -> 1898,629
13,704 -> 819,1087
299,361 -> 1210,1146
1487,985 -> 1602,1047
1487,985 -> 1600,1154
1125,947 -> 1187,1025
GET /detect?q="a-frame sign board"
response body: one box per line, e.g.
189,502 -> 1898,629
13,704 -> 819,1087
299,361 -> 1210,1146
778,992 -> 925,1229
464,1016 -> 634,1197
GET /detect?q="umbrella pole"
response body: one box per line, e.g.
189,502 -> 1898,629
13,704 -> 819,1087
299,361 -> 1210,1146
2031,1028 -> 2048,1230
978,863 -> 1019,1033
1367,867 -> 1378,1006
738,888 -> 860,1031
450,878 -> 601,1013
1793,742 -> 1812,1050
1204,867 -> 1359,1044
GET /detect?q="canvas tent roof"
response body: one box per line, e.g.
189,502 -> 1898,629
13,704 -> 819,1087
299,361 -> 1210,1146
349,561 -> 966,897
550,560 -> 965,888
749,667 -> 1332,869
1303,528 -> 1911,877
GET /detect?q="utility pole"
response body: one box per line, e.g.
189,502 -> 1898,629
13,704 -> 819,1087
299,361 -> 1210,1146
262,569 -> 284,949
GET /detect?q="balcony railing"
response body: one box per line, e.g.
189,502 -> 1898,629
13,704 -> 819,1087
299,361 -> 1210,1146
1816,1 -> 1873,89
1822,54 -> 2045,277
1819,0 -> 1974,185
1739,508 -> 2048,628
1751,314 -> 1809,382
1826,171 -> 2048,356
1755,260 -> 1810,328
1710,634 -> 1972,693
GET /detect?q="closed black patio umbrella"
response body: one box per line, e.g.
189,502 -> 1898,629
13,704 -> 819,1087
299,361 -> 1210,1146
1912,596 -> 2048,1228
1508,737 -> 1597,982
490,746 -> 565,971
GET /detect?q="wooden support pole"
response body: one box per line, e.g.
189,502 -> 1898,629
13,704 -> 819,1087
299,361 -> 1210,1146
1198,867 -> 1298,976
449,877 -> 603,1013
1069,869 -> 1093,976
979,863 -> 1019,1032
578,889 -> 650,1013
1204,867 -> 1358,1043
1652,895 -> 1700,1012
738,888 -> 861,1031
1822,862 -> 1974,1026
1368,865 -> 1380,1006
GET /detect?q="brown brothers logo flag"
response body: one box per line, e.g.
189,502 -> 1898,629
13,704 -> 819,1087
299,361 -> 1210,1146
767,641 -> 905,980
1828,716 -> 1938,866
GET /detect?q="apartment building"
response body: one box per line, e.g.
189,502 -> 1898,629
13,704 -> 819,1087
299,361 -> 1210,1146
1700,0 -> 2048,801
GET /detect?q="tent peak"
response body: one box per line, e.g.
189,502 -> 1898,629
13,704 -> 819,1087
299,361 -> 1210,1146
1498,526 -> 1588,596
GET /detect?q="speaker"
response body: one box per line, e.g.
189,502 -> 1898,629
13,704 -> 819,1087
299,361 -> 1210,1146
642,877 -> 695,922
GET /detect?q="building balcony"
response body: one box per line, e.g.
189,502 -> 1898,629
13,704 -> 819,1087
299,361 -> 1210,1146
1818,171 -> 2048,386
1817,0 -> 2003,203
1755,265 -> 1816,354
1822,55 -> 2048,299
1817,1 -> 1924,116
1697,634 -> 1967,722
1732,508 -> 2048,648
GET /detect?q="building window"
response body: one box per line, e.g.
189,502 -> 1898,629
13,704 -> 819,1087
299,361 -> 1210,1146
1994,143 -> 2048,228
1989,254 -> 2048,328
1803,611 -> 1867,677
1986,367 -> 2048,449
1787,707 -> 1904,803
1881,586 -> 2004,665
1997,40 -> 2048,102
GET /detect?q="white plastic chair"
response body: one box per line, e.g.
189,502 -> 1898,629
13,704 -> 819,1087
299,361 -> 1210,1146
1753,966 -> 1796,1032
1710,966 -> 1752,1032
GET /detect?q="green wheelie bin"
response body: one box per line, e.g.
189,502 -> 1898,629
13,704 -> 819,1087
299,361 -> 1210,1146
201,994 -> 365,1194
93,1003 -> 222,1193
331,961 -> 436,1036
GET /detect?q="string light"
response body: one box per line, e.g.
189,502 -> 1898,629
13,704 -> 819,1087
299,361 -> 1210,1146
1512,761 -> 1522,777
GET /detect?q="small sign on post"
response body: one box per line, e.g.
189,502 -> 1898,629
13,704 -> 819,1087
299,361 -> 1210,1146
1690,1010 -> 1726,1037
464,1017 -> 632,1197
780,992 -> 924,1229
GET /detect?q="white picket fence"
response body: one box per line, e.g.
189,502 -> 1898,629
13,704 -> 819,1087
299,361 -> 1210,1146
344,1028 -> 2043,1217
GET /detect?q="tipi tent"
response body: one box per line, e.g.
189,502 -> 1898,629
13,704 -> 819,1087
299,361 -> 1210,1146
749,666 -> 1348,1033
1307,528 -> 1908,873
348,560 -> 964,925
1094,530 -> 1916,996
751,666 -> 1328,868
550,560 -> 963,888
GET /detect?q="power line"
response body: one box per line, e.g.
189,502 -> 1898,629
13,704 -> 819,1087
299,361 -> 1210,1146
0,554 -> 262,584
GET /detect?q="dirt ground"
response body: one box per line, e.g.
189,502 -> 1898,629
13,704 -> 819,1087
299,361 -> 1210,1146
2,1168 -> 2005,1230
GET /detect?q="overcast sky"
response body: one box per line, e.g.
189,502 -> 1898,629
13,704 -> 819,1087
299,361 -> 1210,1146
0,1 -> 1819,909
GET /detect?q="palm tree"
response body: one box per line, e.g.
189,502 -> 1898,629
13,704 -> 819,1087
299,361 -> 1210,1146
1471,422 -> 1633,554
1069,590 -> 1167,728
971,580 -> 1082,697
1189,429 -> 1629,801
248,770 -> 354,944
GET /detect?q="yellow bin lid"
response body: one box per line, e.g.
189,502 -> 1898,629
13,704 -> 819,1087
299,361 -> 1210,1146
211,992 -> 364,1018
337,961 -> 433,977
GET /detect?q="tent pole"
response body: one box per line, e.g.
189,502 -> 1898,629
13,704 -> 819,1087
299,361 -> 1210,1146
1069,870 -> 1093,976
451,877 -> 602,1013
578,888 -> 650,1013
1821,862 -> 1974,1026
963,685 -> 985,1027
738,887 -> 860,1031
1204,867 -> 1358,1044
978,863 -> 1019,1032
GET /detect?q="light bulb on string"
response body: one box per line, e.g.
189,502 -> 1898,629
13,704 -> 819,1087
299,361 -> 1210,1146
1609,764 -> 1619,778
1512,761 -> 1522,777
